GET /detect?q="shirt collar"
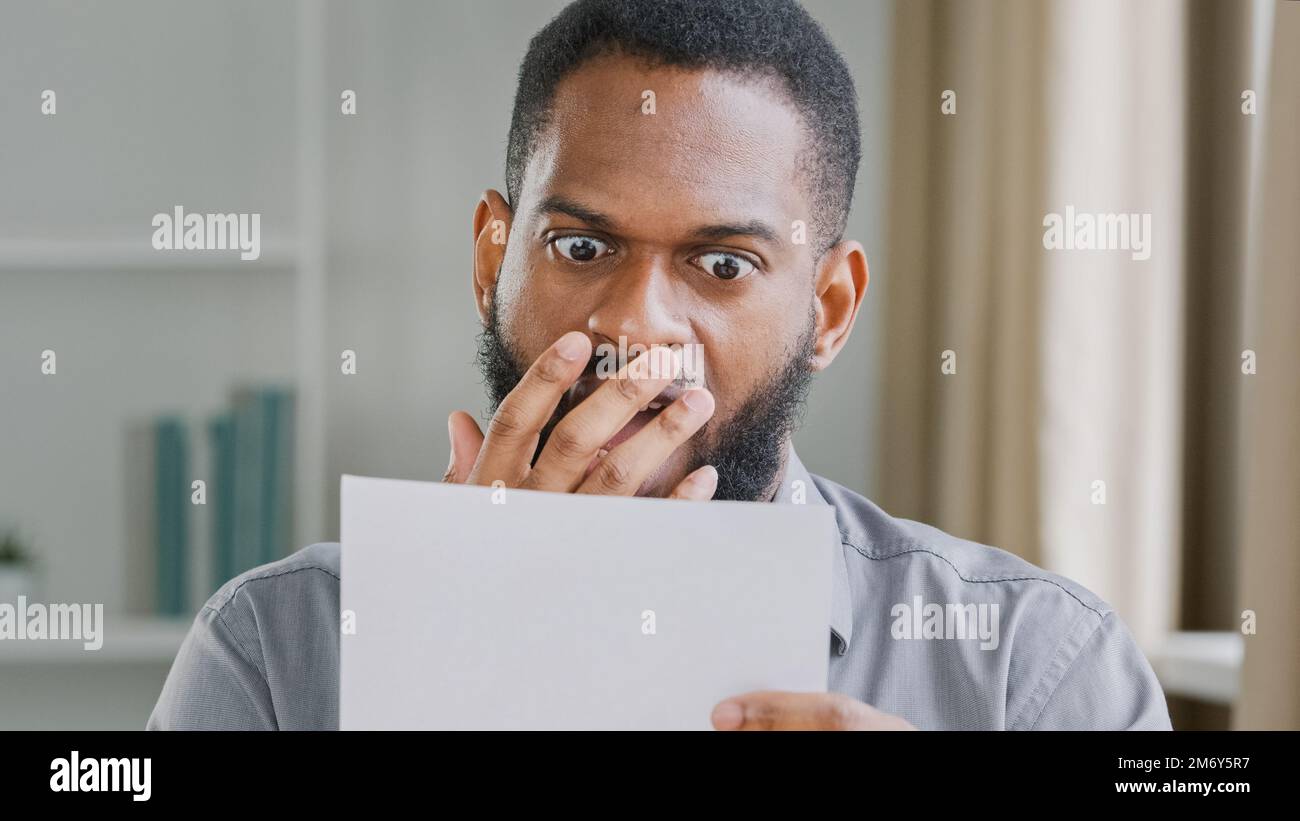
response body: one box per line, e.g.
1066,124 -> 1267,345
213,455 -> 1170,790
770,444 -> 854,655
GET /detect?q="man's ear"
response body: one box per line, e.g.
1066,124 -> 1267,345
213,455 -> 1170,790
810,240 -> 869,371
472,189 -> 513,323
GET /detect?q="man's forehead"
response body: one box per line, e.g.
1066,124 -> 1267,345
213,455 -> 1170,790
517,55 -> 810,234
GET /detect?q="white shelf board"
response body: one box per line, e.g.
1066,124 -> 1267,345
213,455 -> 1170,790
0,616 -> 191,664
1149,630 -> 1244,705
0,237 -> 299,270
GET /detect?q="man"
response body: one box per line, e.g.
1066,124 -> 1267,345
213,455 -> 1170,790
149,0 -> 1171,730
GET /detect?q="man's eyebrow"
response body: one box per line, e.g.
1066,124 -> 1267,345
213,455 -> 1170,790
538,195 -> 616,230
538,195 -> 781,245
690,220 -> 782,245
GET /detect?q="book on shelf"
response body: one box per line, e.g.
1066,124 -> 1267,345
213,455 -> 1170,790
126,386 -> 295,617
212,387 -> 296,592
153,417 -> 190,617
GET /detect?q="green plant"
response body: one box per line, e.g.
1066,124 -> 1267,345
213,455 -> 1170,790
0,531 -> 30,566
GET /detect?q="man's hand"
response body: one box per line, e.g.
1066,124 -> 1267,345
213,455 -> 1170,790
711,691 -> 918,730
443,331 -> 718,499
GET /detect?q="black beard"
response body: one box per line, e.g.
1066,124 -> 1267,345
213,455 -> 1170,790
689,326 -> 816,501
475,301 -> 816,502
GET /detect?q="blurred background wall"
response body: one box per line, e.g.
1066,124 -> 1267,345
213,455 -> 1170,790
0,0 -> 1295,730
0,0 -> 891,729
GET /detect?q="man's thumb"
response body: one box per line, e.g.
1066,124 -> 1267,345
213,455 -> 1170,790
444,411 -> 484,483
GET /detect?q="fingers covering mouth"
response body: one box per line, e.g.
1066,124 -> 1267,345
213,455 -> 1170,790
566,374 -> 687,409
602,407 -> 659,451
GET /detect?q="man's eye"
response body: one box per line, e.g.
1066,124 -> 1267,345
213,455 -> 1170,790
553,236 -> 610,262
694,252 -> 756,281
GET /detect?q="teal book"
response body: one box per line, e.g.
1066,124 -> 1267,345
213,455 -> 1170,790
224,387 -> 296,579
258,389 -> 296,566
154,417 -> 189,616
231,390 -> 266,578
208,414 -> 237,591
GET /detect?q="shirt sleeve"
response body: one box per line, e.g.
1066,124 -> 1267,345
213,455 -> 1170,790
147,605 -> 278,730
1025,611 -> 1172,730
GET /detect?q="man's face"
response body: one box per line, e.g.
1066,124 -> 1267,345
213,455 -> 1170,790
478,54 -> 826,500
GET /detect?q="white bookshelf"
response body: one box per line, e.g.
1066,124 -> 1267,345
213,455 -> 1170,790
0,617 -> 191,665
0,0 -> 329,711
0,237 -> 299,271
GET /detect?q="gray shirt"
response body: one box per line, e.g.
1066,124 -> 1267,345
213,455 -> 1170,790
148,449 -> 1172,730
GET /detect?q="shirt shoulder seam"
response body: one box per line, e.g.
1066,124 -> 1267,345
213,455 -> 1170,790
1019,610 -> 1111,730
196,604 -> 278,728
839,534 -> 1108,619
208,563 -> 341,613
202,564 -> 340,687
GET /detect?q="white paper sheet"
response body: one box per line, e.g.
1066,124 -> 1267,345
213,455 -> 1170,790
339,474 -> 837,730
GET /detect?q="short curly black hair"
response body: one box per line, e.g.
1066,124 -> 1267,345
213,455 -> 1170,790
506,0 -> 861,257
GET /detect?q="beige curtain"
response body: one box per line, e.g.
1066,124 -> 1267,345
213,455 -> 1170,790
881,0 -> 1186,651
881,0 -> 1297,726
880,0 -> 1047,565
1036,0 -> 1187,652
1234,0 -> 1300,731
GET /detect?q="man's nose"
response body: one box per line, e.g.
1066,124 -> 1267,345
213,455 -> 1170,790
586,256 -> 692,353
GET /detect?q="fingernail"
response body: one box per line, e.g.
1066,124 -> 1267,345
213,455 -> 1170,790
712,701 -> 743,730
694,465 -> 717,485
556,332 -> 588,361
682,388 -> 713,413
